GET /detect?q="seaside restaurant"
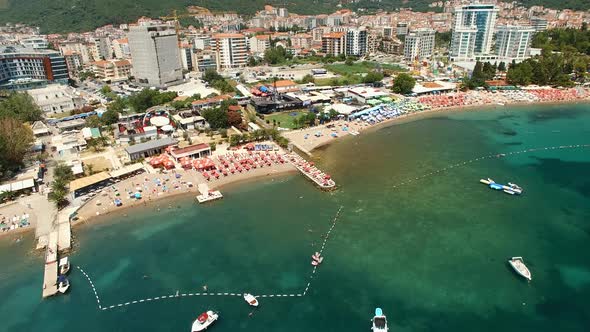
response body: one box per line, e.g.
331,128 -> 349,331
125,137 -> 178,161
69,164 -> 146,198
169,143 -> 211,162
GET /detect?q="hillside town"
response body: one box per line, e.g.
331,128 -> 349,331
0,1 -> 590,331
0,0 -> 589,244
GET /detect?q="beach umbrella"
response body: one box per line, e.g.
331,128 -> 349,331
134,192 -> 142,199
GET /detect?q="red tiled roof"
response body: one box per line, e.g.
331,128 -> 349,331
213,33 -> 245,39
191,95 -> 231,106
323,32 -> 345,38
171,143 -> 210,156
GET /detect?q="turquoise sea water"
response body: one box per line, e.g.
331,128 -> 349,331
1,104 -> 589,331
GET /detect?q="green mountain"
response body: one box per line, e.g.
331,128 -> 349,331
0,0 -> 587,34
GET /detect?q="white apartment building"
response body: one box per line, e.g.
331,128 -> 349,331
112,38 -> 131,59
345,28 -> 368,57
28,84 -> 82,115
495,25 -> 535,61
91,37 -> 112,60
20,37 -> 49,49
211,33 -> 248,71
127,22 -> 183,87
59,42 -> 92,64
193,34 -> 211,50
404,28 -> 436,61
249,35 -> 271,55
450,3 -> 498,61
92,59 -> 132,81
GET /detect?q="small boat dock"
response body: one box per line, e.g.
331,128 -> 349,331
42,231 -> 58,298
196,183 -> 223,204
41,208 -> 73,298
287,153 -> 336,190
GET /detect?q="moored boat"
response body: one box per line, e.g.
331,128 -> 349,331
57,275 -> 70,294
508,257 -> 532,281
479,178 -> 494,185
191,311 -> 219,332
243,293 -> 259,307
59,257 -> 70,275
371,307 -> 388,332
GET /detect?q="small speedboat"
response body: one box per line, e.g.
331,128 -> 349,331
508,257 -> 532,281
508,182 -> 523,194
191,311 -> 219,332
243,293 -> 259,307
371,307 -> 389,332
480,178 -> 494,185
57,275 -> 70,294
59,257 -> 70,275
312,252 -> 321,261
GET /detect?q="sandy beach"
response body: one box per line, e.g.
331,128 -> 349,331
74,160 -> 296,224
285,89 -> 590,154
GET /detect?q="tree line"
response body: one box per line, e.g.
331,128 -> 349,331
0,93 -> 42,179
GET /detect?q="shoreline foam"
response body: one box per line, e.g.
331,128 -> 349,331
286,98 -> 590,155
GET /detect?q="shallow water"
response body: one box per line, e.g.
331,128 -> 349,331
1,103 -> 589,331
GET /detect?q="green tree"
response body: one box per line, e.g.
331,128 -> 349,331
0,117 -> 34,175
300,74 -> 315,84
48,179 -> 69,209
53,163 -> 74,182
264,46 -> 289,65
498,61 -> 506,72
0,92 -> 43,122
101,110 -> 119,125
201,108 -> 228,129
391,73 -> 416,95
363,71 -> 385,84
100,85 -> 112,95
482,62 -> 495,80
85,115 -> 102,128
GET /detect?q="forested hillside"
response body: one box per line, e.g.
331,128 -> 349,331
0,0 -> 587,33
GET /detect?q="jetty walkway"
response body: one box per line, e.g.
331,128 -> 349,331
77,206 -> 344,311
287,153 -> 336,190
40,207 -> 74,298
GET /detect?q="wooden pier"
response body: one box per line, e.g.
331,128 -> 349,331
42,231 -> 59,298
287,153 -> 336,190
196,183 -> 223,203
41,208 -> 73,298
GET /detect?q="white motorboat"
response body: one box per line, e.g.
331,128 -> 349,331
312,252 -> 321,261
191,311 -> 219,332
371,307 -> 389,332
479,178 -> 494,185
59,257 -> 70,275
509,257 -> 532,281
243,293 -> 259,307
508,182 -> 524,194
57,275 -> 70,294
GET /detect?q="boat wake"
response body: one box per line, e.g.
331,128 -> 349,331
76,206 -> 344,311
